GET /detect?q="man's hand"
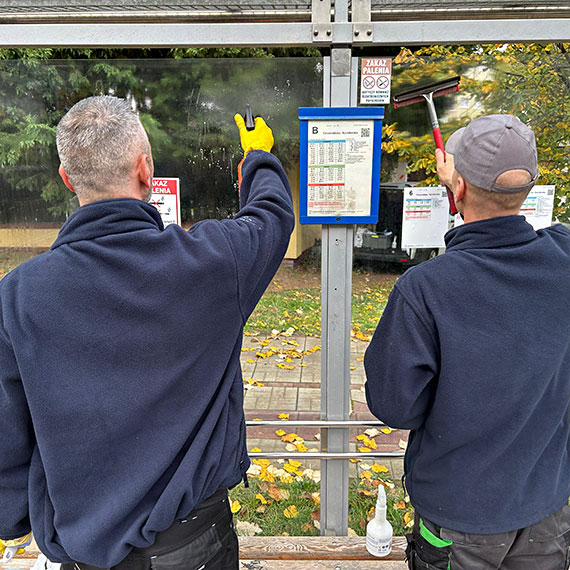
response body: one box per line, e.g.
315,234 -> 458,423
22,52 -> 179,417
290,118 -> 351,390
1,533 -> 32,563
234,114 -> 274,156
435,148 -> 455,188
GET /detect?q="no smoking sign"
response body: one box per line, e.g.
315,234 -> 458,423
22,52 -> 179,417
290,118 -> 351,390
360,58 -> 392,105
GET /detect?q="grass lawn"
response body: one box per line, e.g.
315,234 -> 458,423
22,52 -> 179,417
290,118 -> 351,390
244,269 -> 398,337
229,470 -> 412,537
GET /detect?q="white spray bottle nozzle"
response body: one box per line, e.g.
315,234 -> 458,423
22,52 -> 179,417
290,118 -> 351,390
376,484 -> 387,508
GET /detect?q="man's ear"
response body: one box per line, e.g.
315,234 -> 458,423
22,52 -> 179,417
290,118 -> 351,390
136,153 -> 152,189
453,174 -> 467,204
59,165 -> 75,193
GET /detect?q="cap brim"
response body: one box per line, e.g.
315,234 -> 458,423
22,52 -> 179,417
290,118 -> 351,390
445,127 -> 465,155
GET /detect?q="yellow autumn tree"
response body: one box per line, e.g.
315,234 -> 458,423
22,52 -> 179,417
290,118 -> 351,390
382,43 -> 570,221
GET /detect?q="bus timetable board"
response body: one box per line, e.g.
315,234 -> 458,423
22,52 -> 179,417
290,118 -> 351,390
298,107 -> 384,225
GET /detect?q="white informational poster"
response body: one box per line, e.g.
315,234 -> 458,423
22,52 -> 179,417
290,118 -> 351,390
360,58 -> 393,105
306,119 -> 374,217
402,186 -> 449,248
150,178 -> 181,227
519,185 -> 555,230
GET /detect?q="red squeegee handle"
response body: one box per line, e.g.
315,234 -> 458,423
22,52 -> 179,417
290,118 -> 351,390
432,126 -> 458,216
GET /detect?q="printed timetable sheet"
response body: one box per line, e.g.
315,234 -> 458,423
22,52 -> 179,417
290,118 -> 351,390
401,186 -> 449,248
306,119 -> 374,217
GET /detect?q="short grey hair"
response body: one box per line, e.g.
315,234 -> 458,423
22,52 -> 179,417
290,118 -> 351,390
56,96 -> 150,199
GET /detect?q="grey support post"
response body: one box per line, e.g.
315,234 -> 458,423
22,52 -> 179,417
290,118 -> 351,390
318,0 -> 355,537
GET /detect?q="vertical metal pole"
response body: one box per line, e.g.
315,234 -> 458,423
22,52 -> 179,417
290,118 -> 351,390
320,0 -> 353,534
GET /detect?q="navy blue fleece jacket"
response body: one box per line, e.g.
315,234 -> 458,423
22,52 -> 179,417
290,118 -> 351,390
365,216 -> 570,534
0,150 -> 294,566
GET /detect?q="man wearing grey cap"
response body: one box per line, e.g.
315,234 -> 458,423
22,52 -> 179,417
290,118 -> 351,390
365,114 -> 570,569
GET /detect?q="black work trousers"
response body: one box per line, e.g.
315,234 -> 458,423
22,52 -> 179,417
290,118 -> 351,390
406,503 -> 570,570
63,489 -> 238,570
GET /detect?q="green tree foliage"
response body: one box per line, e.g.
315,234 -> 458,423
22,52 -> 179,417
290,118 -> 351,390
383,43 -> 570,220
0,48 -> 322,222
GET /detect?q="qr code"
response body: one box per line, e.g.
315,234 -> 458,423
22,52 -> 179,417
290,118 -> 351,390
361,127 -> 371,138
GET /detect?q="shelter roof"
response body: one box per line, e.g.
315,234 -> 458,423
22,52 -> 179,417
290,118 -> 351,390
1,0 -> 569,22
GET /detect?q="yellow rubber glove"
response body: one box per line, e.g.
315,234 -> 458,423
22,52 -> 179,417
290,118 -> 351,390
1,533 -> 32,562
234,113 -> 274,156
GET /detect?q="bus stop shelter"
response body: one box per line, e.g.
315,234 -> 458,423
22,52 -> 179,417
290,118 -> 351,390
1,0 -> 570,548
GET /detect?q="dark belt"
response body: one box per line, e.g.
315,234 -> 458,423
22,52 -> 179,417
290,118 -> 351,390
131,489 -> 230,558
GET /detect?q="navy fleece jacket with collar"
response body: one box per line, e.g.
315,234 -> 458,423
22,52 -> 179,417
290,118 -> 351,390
0,150 -> 294,566
365,215 -> 570,534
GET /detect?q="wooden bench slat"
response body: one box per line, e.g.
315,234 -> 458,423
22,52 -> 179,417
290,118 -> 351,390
238,536 -> 407,560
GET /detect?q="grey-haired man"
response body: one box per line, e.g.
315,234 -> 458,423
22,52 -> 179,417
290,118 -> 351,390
0,96 -> 294,570
365,114 -> 570,569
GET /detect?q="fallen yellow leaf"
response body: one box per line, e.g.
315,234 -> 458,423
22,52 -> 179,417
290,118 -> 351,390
283,505 -> 299,518
281,433 -> 300,443
255,493 -> 269,505
250,447 -> 262,453
275,429 -> 286,437
279,413 -> 290,420
381,428 -> 392,434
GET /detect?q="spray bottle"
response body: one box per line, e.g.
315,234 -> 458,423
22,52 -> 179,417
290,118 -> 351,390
366,484 -> 393,557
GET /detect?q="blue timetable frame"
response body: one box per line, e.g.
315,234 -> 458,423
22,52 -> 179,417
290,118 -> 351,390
298,107 -> 384,225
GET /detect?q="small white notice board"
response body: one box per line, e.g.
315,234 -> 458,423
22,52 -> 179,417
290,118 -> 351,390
454,185 -> 556,230
402,186 -> 449,248
520,185 -> 555,230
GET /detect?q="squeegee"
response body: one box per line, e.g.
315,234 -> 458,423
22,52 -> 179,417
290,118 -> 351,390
393,76 -> 461,215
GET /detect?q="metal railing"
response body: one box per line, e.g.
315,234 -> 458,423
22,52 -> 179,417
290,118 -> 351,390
246,419 -> 405,460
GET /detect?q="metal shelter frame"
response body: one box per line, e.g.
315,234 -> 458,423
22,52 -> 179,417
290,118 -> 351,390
2,0 -> 570,538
